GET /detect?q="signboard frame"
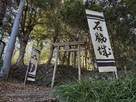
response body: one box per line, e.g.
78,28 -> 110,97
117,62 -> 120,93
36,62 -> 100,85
85,10 -> 117,75
24,45 -> 40,84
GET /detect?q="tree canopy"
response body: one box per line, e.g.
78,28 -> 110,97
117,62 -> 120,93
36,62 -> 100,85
1,0 -> 136,73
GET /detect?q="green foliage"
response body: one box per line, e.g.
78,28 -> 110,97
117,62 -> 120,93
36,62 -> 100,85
60,0 -> 88,30
39,41 -> 51,64
52,73 -> 136,102
9,0 -> 136,68
33,0 -> 61,11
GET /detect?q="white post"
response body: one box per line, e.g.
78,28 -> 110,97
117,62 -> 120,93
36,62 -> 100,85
78,44 -> 81,80
115,71 -> 118,79
51,47 -> 59,88
1,0 -> 25,78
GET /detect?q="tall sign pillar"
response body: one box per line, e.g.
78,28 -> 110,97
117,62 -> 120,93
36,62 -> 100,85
24,45 -> 40,84
85,10 -> 117,76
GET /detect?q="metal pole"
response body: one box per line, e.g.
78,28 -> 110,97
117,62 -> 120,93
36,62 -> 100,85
1,0 -> 25,78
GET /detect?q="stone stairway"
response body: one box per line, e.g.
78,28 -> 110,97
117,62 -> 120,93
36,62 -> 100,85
0,92 -> 58,102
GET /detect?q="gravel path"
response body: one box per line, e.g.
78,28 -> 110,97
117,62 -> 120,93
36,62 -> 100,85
0,78 -> 57,102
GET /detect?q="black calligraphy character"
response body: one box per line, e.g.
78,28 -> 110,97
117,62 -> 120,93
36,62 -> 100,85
28,62 -> 35,72
31,55 -> 37,60
95,32 -> 107,43
93,21 -> 103,31
97,45 -> 111,58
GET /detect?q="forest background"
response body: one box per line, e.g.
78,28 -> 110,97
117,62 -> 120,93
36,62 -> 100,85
0,0 -> 136,73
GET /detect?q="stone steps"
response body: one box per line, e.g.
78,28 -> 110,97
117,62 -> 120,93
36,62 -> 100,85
0,92 -> 58,102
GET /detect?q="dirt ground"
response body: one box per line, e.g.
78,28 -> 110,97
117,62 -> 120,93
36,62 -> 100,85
0,78 -> 55,102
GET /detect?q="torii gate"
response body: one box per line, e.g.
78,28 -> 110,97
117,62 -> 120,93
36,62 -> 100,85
51,41 -> 86,88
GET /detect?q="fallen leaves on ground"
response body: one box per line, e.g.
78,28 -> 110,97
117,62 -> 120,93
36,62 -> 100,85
0,78 -> 54,102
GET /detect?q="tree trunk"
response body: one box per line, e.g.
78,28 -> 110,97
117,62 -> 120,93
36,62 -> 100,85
67,52 -> 70,65
67,46 -> 71,65
73,51 -> 77,67
0,0 -> 7,26
84,50 -> 87,68
45,21 -> 59,67
45,45 -> 55,66
16,28 -> 32,66
16,40 -> 26,66
61,52 -> 66,65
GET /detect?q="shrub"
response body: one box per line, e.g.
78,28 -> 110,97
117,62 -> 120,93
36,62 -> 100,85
52,72 -> 136,102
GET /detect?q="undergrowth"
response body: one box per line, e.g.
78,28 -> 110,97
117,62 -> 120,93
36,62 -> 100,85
52,72 -> 136,102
